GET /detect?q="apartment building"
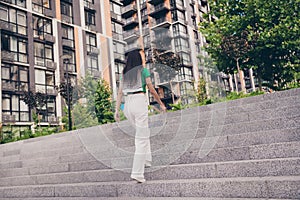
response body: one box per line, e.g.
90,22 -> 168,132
120,0 -> 210,105
0,0 -> 118,129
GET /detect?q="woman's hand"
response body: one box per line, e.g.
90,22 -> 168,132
160,104 -> 167,113
114,111 -> 120,122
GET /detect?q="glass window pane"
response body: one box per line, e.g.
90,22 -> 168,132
11,37 -> 18,51
20,100 -> 28,111
10,9 -> 16,23
17,13 -> 26,26
0,7 -> 8,21
19,70 -> 28,82
12,95 -> 19,110
2,67 -> 10,79
2,98 -> 10,110
19,41 -> 27,53
35,69 -> 45,84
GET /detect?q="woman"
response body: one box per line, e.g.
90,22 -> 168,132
114,50 -> 166,183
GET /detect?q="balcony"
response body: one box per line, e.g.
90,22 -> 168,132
61,14 -> 73,24
91,70 -> 101,78
43,8 -> 54,17
121,4 -> 137,18
151,17 -> 171,29
1,51 -> 16,62
0,20 -> 14,32
120,0 -> 135,6
123,29 -> 140,42
62,39 -> 74,48
112,32 -> 123,41
84,0 -> 96,10
149,3 -> 170,18
86,24 -> 97,32
87,46 -> 100,55
46,61 -> 57,70
34,34 -> 55,43
2,82 -> 15,91
123,17 -> 138,30
125,42 -> 142,54
48,116 -> 59,124
114,52 -> 125,62
148,0 -> 164,5
2,114 -> 16,123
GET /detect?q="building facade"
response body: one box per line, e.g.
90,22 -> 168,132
0,0 -> 117,130
0,0 -> 214,130
120,0 -> 210,105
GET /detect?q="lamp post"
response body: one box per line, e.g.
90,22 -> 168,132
61,55 -> 72,131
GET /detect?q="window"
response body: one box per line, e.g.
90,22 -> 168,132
62,24 -> 74,48
32,0 -> 51,14
179,67 -> 193,80
35,69 -> 55,95
85,10 -> 95,26
61,1 -> 73,23
62,49 -> 76,73
172,10 -> 185,22
1,0 -> 26,8
173,23 -> 187,36
1,33 -> 28,63
0,5 -> 27,35
86,33 -> 98,71
2,94 -> 29,122
34,42 -> 53,66
2,64 -> 29,92
32,16 -> 52,37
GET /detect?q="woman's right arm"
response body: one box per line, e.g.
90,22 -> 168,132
114,85 -> 123,122
145,77 -> 166,112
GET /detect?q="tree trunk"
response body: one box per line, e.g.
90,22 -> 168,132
236,58 -> 246,93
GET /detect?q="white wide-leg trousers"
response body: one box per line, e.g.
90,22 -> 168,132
124,93 -> 151,179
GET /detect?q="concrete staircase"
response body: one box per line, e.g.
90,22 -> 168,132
0,89 -> 299,199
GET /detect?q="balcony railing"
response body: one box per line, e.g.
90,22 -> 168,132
84,0 -> 96,10
121,4 -> 137,18
87,46 -> 100,55
149,2 -> 170,16
2,114 -> 16,123
2,82 -> 16,91
46,61 -> 57,70
123,29 -> 140,40
62,39 -> 74,48
151,17 -> 171,27
112,32 -> 123,40
61,14 -> 73,24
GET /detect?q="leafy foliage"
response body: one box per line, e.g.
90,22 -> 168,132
94,79 -> 115,124
196,77 -> 207,103
201,0 -> 300,90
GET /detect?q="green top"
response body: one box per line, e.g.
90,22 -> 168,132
141,68 -> 151,93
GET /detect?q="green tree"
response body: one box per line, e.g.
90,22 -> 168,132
201,0 -> 300,90
196,77 -> 207,103
94,78 -> 114,124
72,103 -> 99,129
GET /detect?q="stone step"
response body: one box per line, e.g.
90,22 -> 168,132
0,176 -> 298,199
0,146 -> 86,163
0,137 -> 298,173
0,90 -> 299,151
0,197 -> 291,200
97,141 -> 300,169
0,157 -> 298,187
